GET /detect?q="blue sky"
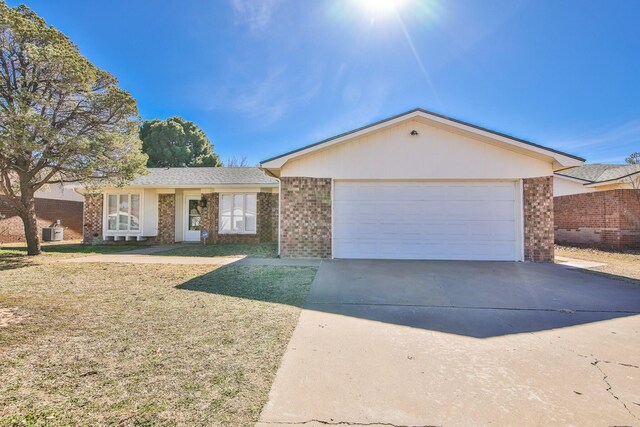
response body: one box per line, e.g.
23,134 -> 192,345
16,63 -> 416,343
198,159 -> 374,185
10,0 -> 640,164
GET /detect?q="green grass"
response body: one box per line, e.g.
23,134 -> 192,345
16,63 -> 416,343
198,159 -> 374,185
0,259 -> 316,426
156,243 -> 278,259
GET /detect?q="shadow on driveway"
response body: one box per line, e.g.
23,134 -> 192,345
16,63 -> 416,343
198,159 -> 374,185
177,259 -> 640,338
305,260 -> 640,338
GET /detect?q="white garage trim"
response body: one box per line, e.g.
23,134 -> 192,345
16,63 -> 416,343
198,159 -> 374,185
331,178 -> 335,258
332,180 -> 524,261
516,179 -> 525,261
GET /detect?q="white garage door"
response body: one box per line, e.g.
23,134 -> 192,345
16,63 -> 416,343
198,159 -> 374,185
333,181 -> 519,261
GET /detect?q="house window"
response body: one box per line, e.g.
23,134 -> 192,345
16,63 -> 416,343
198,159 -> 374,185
106,193 -> 141,232
219,193 -> 256,234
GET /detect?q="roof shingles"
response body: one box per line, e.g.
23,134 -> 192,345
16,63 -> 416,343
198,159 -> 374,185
129,167 -> 278,187
557,164 -> 640,183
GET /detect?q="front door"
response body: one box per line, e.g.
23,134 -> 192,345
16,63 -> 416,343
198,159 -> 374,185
184,196 -> 202,242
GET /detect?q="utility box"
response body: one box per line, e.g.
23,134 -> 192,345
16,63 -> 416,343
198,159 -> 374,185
42,227 -> 64,242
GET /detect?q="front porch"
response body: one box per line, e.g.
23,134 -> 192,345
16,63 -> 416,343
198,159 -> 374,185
82,188 -> 278,246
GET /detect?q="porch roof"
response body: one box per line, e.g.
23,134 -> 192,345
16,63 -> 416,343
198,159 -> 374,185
128,167 -> 278,187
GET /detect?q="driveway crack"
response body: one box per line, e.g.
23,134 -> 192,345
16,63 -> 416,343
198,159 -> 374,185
592,360 -> 639,421
528,331 -> 639,421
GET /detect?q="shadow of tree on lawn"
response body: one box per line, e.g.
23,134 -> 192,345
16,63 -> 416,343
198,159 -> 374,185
176,263 -> 317,308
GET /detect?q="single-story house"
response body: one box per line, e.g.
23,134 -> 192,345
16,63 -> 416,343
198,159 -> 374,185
1,184 -> 84,243
260,108 -> 583,262
554,164 -> 640,249
79,108 -> 585,261
80,168 -> 279,245
554,163 -> 640,197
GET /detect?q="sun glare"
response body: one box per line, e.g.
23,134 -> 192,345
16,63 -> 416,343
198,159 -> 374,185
354,0 -> 407,17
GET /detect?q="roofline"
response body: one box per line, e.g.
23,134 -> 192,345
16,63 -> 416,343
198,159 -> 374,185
75,183 -> 279,189
555,169 -> 640,186
260,107 -> 586,165
554,173 -> 593,184
584,170 -> 640,186
144,166 -> 262,170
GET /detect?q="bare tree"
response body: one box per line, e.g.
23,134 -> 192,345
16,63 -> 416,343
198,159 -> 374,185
625,152 -> 640,190
225,156 -> 249,167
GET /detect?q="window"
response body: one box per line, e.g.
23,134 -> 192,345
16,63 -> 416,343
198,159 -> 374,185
219,193 -> 256,234
188,199 -> 201,231
106,193 -> 141,232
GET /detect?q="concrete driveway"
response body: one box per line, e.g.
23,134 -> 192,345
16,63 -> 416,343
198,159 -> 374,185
258,260 -> 640,426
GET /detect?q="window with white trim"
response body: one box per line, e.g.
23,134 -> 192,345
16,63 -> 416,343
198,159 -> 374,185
106,193 -> 141,232
219,193 -> 256,234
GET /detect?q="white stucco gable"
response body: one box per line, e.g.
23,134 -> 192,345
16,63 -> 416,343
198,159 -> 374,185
261,109 -> 584,179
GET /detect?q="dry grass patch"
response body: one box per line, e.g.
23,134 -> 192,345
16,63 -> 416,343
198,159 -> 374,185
556,245 -> 640,283
0,243 -> 139,271
0,260 -> 316,426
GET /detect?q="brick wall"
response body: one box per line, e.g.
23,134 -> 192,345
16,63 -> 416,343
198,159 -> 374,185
0,196 -> 83,244
157,193 -> 175,244
200,192 -> 278,244
555,189 -> 640,250
280,177 -> 332,258
83,194 -> 103,244
523,176 -> 554,262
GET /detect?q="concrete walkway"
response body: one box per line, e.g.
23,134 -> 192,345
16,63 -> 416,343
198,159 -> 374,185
63,248 -> 321,267
236,258 -> 321,267
64,253 -> 243,265
258,260 -> 640,426
556,255 -> 608,269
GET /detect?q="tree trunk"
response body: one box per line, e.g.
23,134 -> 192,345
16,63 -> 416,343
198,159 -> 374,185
21,204 -> 41,256
17,185 -> 42,256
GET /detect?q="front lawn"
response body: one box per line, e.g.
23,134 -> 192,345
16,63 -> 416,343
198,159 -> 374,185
156,243 -> 278,259
0,258 -> 316,426
0,243 -> 140,271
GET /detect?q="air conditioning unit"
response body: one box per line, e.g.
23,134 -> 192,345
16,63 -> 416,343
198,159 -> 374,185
42,227 -> 64,242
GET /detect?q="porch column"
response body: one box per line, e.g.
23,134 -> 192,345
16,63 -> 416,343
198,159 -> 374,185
157,193 -> 176,244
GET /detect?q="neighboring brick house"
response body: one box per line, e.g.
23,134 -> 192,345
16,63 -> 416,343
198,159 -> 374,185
79,168 -> 279,246
260,108 -> 584,262
0,184 -> 84,244
554,164 -> 640,250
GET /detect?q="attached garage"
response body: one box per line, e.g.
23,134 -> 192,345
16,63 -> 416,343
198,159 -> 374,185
261,108 -> 584,262
333,181 -> 520,260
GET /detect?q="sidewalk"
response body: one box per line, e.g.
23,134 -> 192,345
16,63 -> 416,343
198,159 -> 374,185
62,247 -> 321,267
63,253 -> 243,265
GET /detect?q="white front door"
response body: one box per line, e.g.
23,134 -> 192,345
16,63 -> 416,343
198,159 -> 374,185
333,181 -> 519,261
184,195 -> 202,242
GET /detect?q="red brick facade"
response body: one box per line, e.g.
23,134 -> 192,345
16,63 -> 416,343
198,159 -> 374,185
555,189 -> 640,250
280,177 -> 332,258
157,194 -> 176,244
523,176 -> 555,262
0,195 -> 83,244
200,192 -> 278,244
82,194 -> 103,244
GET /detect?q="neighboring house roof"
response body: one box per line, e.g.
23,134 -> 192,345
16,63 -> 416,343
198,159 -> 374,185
128,167 -> 278,187
556,164 -> 640,184
260,108 -> 585,169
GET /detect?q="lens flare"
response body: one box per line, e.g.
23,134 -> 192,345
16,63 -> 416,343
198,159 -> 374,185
353,0 -> 407,17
